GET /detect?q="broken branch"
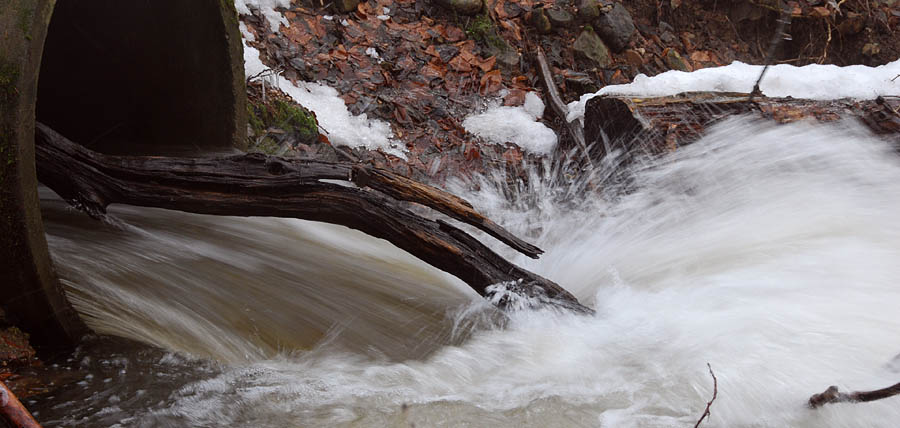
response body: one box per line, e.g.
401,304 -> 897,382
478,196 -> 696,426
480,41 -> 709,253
534,45 -> 591,163
0,380 -> 42,428
808,382 -> 900,408
694,363 -> 718,428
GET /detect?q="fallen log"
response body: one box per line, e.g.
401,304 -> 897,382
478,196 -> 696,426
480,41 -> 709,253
35,123 -> 591,314
808,382 -> 900,408
582,93 -> 900,160
0,380 -> 42,428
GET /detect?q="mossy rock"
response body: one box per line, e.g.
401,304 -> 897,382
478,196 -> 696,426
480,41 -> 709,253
466,14 -> 519,66
247,99 -> 319,153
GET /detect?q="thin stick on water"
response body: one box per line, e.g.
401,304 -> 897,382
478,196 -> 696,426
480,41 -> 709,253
750,2 -> 794,101
694,363 -> 718,428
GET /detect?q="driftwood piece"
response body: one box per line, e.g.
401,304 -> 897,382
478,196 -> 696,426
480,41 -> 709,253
0,381 -> 42,428
808,382 -> 900,408
583,93 -> 900,160
35,123 -> 591,314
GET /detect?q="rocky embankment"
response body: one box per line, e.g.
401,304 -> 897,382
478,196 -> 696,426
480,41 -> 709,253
241,0 -> 900,184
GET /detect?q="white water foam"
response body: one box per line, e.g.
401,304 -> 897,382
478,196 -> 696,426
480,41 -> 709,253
42,117 -> 890,427
40,119 -> 900,427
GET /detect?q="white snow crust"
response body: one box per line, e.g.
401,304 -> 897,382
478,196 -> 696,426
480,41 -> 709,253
463,92 -> 558,155
567,59 -> 900,123
234,0 -> 291,32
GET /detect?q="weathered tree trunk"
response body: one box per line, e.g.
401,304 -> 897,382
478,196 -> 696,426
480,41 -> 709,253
583,93 -> 900,160
35,123 -> 591,314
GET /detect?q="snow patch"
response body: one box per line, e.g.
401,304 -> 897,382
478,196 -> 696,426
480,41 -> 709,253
234,0 -> 291,32
567,59 -> 900,122
463,92 -> 557,155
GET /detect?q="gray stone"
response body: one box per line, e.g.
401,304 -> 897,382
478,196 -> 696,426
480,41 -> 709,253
547,7 -> 575,28
577,0 -> 600,21
663,48 -> 691,72
595,2 -> 635,52
491,45 -> 521,68
334,0 -> 360,13
574,27 -> 611,68
529,7 -> 552,34
438,0 -> 483,15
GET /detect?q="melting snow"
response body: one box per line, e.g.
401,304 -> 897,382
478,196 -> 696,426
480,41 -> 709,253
463,92 -> 558,155
234,0 -> 291,32
567,59 -> 900,122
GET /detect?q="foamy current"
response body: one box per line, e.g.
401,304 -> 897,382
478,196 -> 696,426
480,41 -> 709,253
37,117 -> 900,427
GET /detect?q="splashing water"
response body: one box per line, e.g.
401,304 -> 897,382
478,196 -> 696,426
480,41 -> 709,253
35,117 -> 900,427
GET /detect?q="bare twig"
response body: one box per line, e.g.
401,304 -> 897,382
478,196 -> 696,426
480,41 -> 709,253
750,3 -> 793,100
891,74 -> 899,82
818,20 -> 832,64
694,363 -> 718,428
808,382 -> 900,408
0,381 -> 42,428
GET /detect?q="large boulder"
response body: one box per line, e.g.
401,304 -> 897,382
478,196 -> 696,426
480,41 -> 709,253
595,2 -> 635,52
574,27 -> 612,68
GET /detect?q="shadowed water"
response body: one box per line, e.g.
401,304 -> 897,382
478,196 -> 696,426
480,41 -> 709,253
34,117 -> 900,427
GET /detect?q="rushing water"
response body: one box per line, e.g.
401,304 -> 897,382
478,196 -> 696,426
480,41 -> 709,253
34,117 -> 900,427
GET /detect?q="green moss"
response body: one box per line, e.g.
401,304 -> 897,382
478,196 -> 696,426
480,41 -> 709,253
465,14 -> 508,51
0,60 -> 19,104
272,100 -> 317,140
18,6 -> 34,36
251,137 -> 281,155
247,103 -> 266,136
246,99 -> 318,153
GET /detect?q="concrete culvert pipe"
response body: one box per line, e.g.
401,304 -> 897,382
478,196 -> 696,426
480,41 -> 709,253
0,0 -> 248,353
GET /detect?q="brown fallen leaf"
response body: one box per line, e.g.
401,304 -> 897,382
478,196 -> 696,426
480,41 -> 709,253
480,69 -> 503,95
449,55 -> 473,72
690,50 -> 711,62
810,6 -> 830,18
475,55 -> 497,72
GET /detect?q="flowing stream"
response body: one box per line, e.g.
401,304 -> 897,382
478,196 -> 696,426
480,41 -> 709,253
33,117 -> 900,427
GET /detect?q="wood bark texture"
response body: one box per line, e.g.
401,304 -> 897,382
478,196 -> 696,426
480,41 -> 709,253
583,93 -> 900,160
35,123 -> 591,314
809,382 -> 900,408
0,381 -> 42,428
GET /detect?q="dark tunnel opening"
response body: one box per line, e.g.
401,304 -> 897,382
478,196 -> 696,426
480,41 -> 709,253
37,0 -> 242,155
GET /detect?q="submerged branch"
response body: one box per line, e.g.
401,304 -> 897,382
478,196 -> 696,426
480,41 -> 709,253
808,382 -> 900,408
35,123 -> 591,314
694,363 -> 718,428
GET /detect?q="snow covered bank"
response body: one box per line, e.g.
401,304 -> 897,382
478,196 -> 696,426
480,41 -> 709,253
236,1 -> 400,156
462,92 -> 558,155
567,59 -> 900,123
235,0 -> 290,32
